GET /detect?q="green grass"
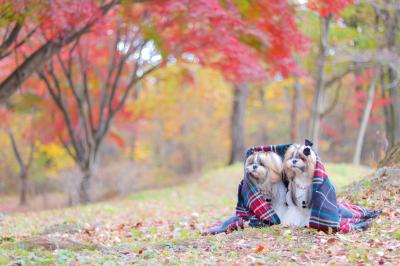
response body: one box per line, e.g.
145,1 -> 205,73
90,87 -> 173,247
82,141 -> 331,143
325,163 -> 372,189
0,163 -> 398,265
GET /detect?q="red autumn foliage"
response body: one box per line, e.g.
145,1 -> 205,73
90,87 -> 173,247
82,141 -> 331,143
39,0 -> 101,40
345,83 -> 392,128
146,0 -> 307,82
4,0 -> 309,147
308,0 -> 353,18
321,122 -> 339,139
0,0 -> 102,83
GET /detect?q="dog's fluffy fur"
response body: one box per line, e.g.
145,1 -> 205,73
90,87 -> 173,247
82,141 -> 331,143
281,144 -> 317,227
245,151 -> 287,219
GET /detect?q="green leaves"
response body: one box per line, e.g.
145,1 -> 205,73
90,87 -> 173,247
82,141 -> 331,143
142,23 -> 168,60
232,0 -> 251,16
8,93 -> 42,114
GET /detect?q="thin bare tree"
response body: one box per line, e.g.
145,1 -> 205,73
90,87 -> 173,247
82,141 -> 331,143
7,127 -> 35,206
353,66 -> 380,165
371,0 -> 400,147
310,14 -> 332,149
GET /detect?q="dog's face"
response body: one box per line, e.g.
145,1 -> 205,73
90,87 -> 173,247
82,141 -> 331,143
283,144 -> 317,180
245,152 -> 282,184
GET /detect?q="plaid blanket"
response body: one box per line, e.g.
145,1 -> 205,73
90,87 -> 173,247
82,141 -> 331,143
203,144 -> 379,235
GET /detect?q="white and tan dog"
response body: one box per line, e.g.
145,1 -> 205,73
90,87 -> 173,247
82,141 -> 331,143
281,140 -> 316,227
245,151 -> 287,220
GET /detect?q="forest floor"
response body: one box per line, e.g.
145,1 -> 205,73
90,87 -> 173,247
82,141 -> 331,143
0,163 -> 399,265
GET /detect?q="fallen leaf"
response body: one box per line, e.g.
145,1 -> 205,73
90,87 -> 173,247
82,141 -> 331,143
327,238 -> 336,244
255,245 -> 264,253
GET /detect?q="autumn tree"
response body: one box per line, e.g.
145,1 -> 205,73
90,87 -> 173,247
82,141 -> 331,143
0,0 -> 153,103
352,65 -> 380,165
3,0 -> 309,169
329,1 -> 399,162
145,1 -> 307,164
228,1 -> 308,163
308,0 -> 353,148
2,0 -> 336,204
371,0 -> 400,148
0,105 -> 37,206
35,9 -> 161,203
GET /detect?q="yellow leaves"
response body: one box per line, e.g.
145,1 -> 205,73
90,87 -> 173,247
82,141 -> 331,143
264,77 -> 309,100
132,141 -> 152,161
37,142 -> 74,175
139,63 -> 231,142
37,143 -> 65,158
265,79 -> 293,97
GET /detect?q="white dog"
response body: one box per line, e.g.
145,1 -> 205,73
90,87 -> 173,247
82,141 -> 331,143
281,141 -> 316,227
245,151 -> 287,220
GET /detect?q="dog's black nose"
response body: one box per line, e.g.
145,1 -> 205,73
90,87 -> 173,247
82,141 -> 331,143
253,165 -> 258,170
293,159 -> 298,164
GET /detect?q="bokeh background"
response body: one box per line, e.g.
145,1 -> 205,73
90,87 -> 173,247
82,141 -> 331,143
0,0 -> 399,211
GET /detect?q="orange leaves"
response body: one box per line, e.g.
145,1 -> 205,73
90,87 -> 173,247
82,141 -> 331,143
255,245 -> 265,253
109,131 -> 126,148
0,106 -> 9,128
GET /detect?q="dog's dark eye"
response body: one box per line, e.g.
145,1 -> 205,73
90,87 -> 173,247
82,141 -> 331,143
260,163 -> 264,166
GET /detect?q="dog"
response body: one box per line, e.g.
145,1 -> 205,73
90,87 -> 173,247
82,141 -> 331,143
281,140 -> 316,227
245,151 -> 287,220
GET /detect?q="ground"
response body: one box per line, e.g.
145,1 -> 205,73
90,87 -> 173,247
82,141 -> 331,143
0,163 -> 399,265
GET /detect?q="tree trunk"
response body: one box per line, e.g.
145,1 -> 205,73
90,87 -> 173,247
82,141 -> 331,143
381,7 -> 400,148
19,173 -> 28,206
353,67 -> 379,165
310,14 -> 332,149
7,128 -> 32,206
388,68 -> 400,145
381,70 -> 394,146
78,169 -> 92,204
290,78 -> 301,143
379,141 -> 400,168
229,83 -> 248,165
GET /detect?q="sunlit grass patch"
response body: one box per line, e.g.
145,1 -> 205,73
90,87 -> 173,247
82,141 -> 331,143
325,163 -> 372,189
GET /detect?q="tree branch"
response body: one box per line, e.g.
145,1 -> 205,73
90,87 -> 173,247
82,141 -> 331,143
77,43 -> 95,134
98,27 -> 122,131
325,68 -> 353,88
57,134 -> 79,162
321,82 -> 342,118
0,25 -> 39,60
7,128 -> 25,170
0,22 -> 22,55
37,70 -> 83,162
0,0 -> 120,103
56,49 -> 91,152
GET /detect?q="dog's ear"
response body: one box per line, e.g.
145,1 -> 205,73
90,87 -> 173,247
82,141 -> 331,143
305,139 -> 313,147
303,147 -> 311,156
